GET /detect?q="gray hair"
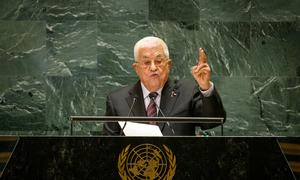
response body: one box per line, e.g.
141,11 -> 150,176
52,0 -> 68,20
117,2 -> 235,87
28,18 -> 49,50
133,36 -> 169,61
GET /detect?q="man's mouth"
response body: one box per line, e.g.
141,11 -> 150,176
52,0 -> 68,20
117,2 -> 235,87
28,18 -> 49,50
149,73 -> 159,77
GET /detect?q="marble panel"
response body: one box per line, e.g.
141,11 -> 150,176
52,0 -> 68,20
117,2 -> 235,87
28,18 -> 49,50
0,76 -> 46,133
210,76 -> 267,136
42,0 -> 97,21
45,75 -> 99,135
199,0 -> 251,22
149,0 -> 251,22
97,0 -> 148,21
0,21 -> 46,76
251,0 -> 300,22
0,0 -> 97,21
250,20 -> 300,76
149,0 -> 200,22
251,77 -> 300,136
47,21 -> 97,76
0,0 -> 44,20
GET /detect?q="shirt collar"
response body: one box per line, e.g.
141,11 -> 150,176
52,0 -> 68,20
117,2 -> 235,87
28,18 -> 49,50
140,82 -> 163,99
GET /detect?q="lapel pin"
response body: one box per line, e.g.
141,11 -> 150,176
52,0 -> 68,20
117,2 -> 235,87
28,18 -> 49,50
171,91 -> 177,97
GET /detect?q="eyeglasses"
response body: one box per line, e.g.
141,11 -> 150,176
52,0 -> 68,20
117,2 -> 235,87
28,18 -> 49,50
135,58 -> 169,69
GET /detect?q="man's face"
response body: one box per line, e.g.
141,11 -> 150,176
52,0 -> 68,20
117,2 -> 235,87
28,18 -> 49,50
133,45 -> 171,92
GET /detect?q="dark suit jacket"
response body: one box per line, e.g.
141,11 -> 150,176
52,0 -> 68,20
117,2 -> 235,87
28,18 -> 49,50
103,79 -> 226,136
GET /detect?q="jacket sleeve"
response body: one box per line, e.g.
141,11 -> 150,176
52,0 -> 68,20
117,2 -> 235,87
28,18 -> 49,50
102,95 -> 121,135
191,86 -> 226,130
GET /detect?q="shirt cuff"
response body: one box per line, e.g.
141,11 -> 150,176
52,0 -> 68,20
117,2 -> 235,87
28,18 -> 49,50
199,81 -> 214,97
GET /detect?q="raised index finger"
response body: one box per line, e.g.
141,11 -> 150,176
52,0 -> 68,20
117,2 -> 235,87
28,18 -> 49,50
198,47 -> 207,65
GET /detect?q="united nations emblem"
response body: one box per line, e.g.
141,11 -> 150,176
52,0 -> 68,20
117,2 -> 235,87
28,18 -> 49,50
118,144 -> 176,180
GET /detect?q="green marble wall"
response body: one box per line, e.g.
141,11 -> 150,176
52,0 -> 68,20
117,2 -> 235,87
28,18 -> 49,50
0,0 -> 299,135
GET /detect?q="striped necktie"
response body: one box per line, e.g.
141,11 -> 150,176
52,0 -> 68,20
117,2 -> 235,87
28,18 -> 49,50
147,92 -> 158,124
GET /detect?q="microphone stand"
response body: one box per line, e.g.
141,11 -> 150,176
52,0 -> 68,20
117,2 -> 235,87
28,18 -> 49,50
151,97 -> 175,135
120,97 -> 137,135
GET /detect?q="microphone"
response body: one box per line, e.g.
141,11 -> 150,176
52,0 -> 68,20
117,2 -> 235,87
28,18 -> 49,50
150,96 -> 175,135
120,97 -> 137,135
127,97 -> 137,116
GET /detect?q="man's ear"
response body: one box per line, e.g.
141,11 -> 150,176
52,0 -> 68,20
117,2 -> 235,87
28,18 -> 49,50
132,63 -> 138,73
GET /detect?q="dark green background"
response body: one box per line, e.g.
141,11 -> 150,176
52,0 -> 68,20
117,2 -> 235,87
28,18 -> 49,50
0,0 -> 299,136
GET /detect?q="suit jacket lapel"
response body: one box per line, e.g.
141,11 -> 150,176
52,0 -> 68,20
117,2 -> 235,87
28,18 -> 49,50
159,80 -> 179,117
125,81 -> 146,116
125,80 -> 179,117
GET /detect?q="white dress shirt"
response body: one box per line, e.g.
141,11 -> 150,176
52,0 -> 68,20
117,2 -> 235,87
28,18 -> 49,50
141,83 -> 162,112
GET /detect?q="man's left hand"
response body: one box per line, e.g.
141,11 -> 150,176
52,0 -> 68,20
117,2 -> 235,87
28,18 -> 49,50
191,48 -> 211,90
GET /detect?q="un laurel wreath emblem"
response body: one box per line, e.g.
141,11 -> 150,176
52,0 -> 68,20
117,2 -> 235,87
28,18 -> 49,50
118,144 -> 176,180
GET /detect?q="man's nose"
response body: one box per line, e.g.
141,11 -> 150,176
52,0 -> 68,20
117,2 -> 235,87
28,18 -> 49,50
149,61 -> 158,71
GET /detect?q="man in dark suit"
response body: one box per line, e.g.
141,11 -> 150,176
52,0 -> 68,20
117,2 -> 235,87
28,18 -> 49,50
104,36 -> 226,136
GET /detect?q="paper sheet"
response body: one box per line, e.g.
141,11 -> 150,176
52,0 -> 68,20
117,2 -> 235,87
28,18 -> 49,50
118,121 -> 163,136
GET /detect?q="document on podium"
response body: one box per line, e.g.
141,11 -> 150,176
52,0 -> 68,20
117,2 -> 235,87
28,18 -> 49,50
118,121 -> 163,136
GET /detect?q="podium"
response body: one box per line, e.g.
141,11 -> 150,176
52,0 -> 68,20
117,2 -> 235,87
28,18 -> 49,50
1,136 -> 295,179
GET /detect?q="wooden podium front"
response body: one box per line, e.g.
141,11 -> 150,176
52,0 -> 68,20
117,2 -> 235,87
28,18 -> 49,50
1,137 -> 295,179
